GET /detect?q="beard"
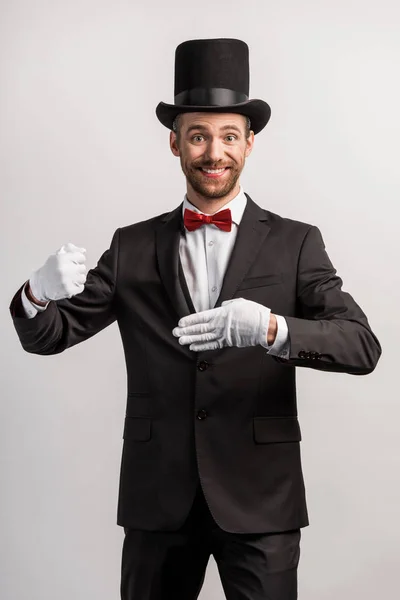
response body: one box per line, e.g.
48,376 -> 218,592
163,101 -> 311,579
180,156 -> 244,200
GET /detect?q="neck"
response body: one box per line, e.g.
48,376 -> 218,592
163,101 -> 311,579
186,182 -> 241,214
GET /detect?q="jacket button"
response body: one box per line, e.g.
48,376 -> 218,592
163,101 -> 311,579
298,350 -> 307,359
198,361 -> 209,371
197,409 -> 208,420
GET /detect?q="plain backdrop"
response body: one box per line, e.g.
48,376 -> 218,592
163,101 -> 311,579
1,1 -> 398,599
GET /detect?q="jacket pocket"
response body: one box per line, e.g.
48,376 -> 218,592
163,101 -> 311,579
238,273 -> 283,290
123,417 -> 152,442
253,416 -> 302,443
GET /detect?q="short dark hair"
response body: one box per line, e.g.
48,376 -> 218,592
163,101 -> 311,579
172,114 -> 251,143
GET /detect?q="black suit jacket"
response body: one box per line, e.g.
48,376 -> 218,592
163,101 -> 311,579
9,194 -> 382,533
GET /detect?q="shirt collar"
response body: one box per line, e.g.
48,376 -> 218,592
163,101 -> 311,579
182,185 -> 247,227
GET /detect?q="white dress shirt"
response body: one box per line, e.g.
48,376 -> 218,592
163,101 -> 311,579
20,186 -> 290,358
180,185 -> 290,357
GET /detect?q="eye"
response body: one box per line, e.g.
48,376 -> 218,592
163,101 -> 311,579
192,135 -> 205,142
225,135 -> 237,142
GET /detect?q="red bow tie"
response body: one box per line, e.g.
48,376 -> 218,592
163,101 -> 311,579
183,208 -> 232,232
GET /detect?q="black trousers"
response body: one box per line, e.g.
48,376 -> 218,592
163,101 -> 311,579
121,484 -> 301,600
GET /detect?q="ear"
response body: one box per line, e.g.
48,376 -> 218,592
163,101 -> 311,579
170,131 -> 180,157
245,130 -> 255,157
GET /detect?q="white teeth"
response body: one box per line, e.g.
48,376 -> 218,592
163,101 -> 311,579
202,168 -> 226,173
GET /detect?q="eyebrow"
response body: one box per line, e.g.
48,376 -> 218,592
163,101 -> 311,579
185,124 -> 243,135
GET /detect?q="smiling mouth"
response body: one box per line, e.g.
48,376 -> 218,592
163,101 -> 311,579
197,167 -> 230,178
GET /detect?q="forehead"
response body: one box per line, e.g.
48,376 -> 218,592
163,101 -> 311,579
179,112 -> 247,131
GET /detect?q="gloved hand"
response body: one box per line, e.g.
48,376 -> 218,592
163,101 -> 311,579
29,243 -> 87,302
172,297 -> 271,351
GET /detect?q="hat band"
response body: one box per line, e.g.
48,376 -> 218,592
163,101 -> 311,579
174,87 -> 249,106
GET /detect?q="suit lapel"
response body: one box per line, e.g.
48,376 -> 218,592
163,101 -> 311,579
156,204 -> 191,322
156,193 -> 271,324
213,193 -> 271,309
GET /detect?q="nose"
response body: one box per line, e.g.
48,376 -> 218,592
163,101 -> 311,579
203,137 -> 225,164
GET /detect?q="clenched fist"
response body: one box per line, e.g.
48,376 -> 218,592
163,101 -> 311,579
29,243 -> 87,302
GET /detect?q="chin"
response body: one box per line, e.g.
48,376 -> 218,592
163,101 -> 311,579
195,184 -> 236,199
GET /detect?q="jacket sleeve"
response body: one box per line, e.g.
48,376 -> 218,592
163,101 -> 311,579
273,225 -> 382,374
9,228 -> 120,355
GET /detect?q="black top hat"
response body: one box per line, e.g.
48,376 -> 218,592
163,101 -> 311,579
156,38 -> 271,135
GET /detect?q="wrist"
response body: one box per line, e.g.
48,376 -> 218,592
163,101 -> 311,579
26,280 -> 48,306
267,313 -> 278,345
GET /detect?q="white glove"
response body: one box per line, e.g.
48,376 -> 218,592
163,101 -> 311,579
172,297 -> 271,351
29,243 -> 87,302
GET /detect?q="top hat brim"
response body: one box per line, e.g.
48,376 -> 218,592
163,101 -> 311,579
155,98 -> 271,135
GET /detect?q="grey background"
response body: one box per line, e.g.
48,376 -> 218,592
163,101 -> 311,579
1,1 -> 398,598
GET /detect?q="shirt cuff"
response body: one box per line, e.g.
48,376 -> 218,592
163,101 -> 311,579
260,314 -> 290,358
21,282 -> 49,319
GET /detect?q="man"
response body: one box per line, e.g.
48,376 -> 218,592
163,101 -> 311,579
9,38 -> 382,600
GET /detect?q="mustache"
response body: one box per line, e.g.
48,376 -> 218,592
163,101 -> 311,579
194,163 -> 234,169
